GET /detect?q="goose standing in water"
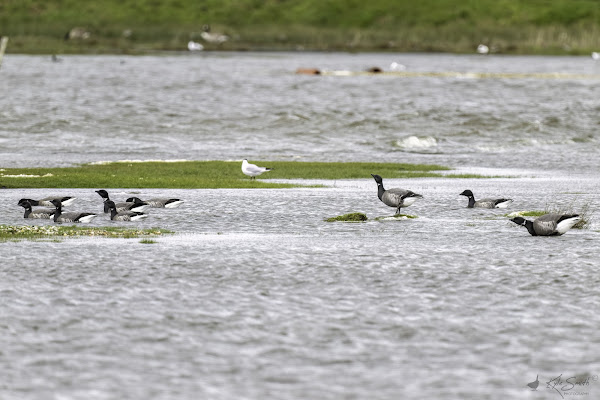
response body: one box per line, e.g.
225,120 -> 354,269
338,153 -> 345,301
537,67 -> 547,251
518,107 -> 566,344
18,196 -> 76,207
95,190 -> 150,213
126,196 -> 183,209
242,159 -> 272,179
50,199 -> 97,223
371,174 -> 423,215
459,190 -> 512,209
510,214 -> 581,236
105,200 -> 148,221
18,200 -> 56,219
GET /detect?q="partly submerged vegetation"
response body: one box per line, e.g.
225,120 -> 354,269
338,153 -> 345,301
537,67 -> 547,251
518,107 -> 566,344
325,212 -> 417,222
0,160 -> 464,189
0,224 -> 172,242
2,0 -> 600,54
325,212 -> 368,222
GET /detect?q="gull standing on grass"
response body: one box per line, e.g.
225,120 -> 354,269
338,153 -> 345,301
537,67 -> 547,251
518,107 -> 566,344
242,159 -> 272,179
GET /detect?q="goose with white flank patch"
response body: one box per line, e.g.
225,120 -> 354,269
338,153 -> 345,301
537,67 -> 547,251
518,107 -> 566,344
50,199 -> 97,223
18,200 -> 56,219
105,200 -> 149,221
18,196 -> 76,207
371,174 -> 423,215
242,159 -> 272,179
510,214 -> 581,236
95,190 -> 150,213
126,196 -> 183,209
459,190 -> 513,209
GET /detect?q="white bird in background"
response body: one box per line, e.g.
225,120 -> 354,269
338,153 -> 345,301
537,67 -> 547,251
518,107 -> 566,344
188,41 -> 204,51
477,44 -> 490,54
592,52 -> 600,61
390,62 -> 406,71
242,159 -> 272,179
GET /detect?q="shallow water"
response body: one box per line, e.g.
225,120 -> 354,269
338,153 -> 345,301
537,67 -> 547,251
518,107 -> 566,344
1,53 -> 600,399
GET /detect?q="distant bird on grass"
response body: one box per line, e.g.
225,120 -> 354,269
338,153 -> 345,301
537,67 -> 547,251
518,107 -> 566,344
50,199 -> 97,223
459,190 -> 513,209
242,159 -> 272,179
188,41 -> 204,51
105,200 -> 148,221
126,196 -> 183,209
477,44 -> 489,54
18,200 -> 55,219
510,214 -> 581,236
371,174 -> 423,215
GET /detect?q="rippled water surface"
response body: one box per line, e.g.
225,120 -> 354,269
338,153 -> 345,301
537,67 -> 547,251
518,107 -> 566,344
1,53 -> 600,399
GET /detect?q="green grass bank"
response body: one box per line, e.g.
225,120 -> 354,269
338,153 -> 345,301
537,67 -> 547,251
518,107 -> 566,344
1,0 -> 600,54
0,160 -> 461,189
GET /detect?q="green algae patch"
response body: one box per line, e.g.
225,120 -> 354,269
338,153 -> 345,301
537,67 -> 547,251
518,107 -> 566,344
373,214 -> 418,221
325,212 -> 368,222
0,225 -> 173,242
505,211 -> 547,218
0,160 -> 454,189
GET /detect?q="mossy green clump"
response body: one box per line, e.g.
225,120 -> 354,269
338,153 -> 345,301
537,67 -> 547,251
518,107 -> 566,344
139,239 -> 158,244
325,212 -> 368,222
0,225 -> 173,242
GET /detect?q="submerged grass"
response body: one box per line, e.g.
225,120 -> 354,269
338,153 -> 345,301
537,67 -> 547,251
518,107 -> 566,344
0,160 -> 457,189
0,224 -> 173,242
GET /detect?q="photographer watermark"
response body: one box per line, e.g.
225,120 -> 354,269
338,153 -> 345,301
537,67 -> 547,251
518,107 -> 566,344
526,373 -> 598,398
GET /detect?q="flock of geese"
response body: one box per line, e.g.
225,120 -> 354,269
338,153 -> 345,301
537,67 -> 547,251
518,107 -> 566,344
15,159 -> 582,237
370,174 -> 582,237
243,159 -> 582,237
17,189 -> 183,223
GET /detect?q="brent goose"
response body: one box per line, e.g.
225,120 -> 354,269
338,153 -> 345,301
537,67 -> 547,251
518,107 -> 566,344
126,196 -> 183,209
460,190 -> 513,209
510,213 -> 581,236
18,196 -> 76,207
105,200 -> 148,221
242,159 -> 272,179
371,174 -> 423,214
18,200 -> 56,219
95,190 -> 150,213
50,199 -> 97,223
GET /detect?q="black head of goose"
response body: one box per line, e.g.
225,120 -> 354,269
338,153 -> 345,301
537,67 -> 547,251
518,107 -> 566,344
459,190 -> 513,209
18,196 -> 76,207
510,213 -> 581,236
105,200 -> 149,221
50,199 -> 97,223
95,190 -> 150,213
126,196 -> 184,209
371,174 -> 423,214
18,199 -> 56,219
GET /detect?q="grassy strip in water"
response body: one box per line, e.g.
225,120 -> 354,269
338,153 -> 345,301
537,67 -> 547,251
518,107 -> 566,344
0,224 -> 173,242
0,160 -> 455,189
